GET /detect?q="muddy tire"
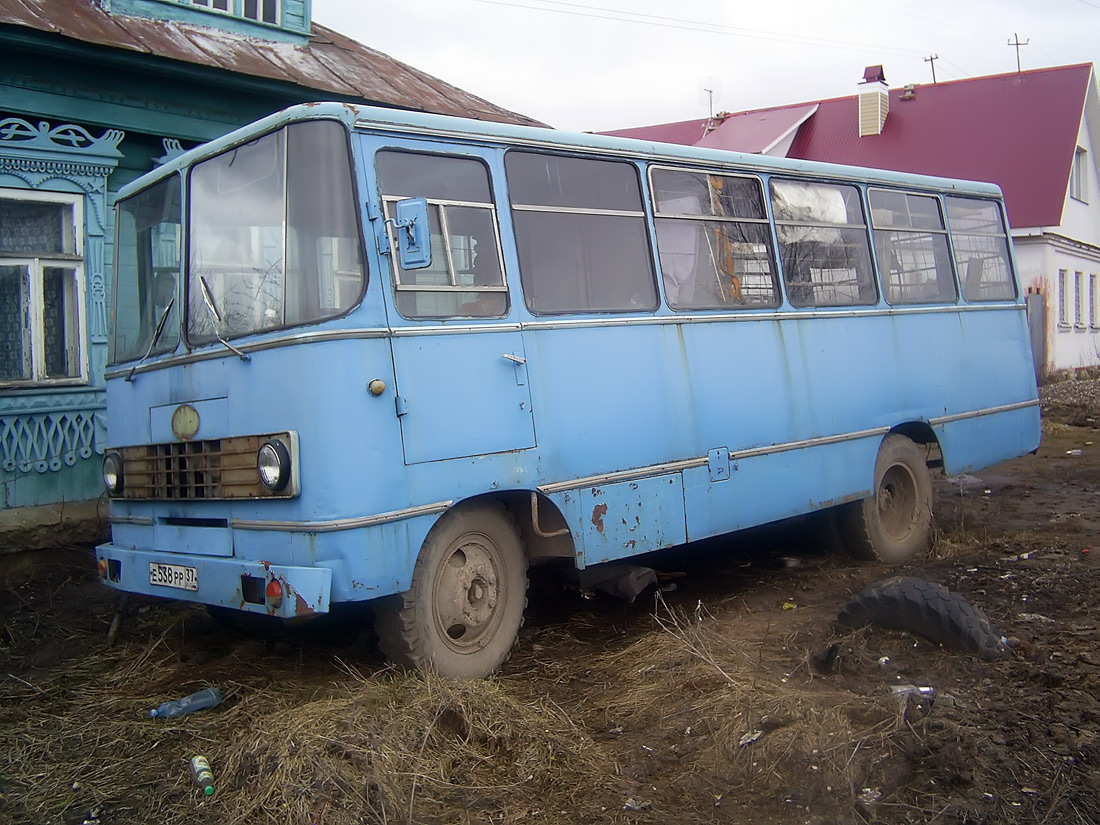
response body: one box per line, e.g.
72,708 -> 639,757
374,501 -> 527,679
838,576 -> 1006,660
842,434 -> 932,562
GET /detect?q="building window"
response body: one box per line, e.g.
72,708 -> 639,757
190,0 -> 230,11
243,0 -> 279,23
1092,273 -> 1099,329
1076,271 -> 1086,328
1071,147 -> 1088,203
0,191 -> 86,383
1058,269 -> 1070,327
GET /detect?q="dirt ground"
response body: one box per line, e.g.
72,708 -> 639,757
3,397 -> 1100,825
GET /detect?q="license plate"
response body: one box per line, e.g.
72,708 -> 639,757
149,562 -> 198,591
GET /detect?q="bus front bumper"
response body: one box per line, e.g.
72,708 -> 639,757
95,544 -> 332,619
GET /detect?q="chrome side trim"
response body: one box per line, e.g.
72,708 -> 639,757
537,426 -> 895,495
390,322 -> 523,337
729,427 -> 891,462
929,399 -> 1040,425
229,500 -> 453,533
108,515 -> 155,526
106,327 -> 390,379
537,458 -> 708,494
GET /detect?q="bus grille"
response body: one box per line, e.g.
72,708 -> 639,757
116,434 -> 293,500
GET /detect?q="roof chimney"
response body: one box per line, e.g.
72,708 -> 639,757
858,65 -> 889,137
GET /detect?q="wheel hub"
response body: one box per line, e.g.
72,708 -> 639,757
434,539 -> 502,649
878,463 -> 918,541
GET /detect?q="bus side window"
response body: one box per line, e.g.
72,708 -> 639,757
376,151 -> 508,319
869,189 -> 957,305
770,180 -> 877,308
945,196 -> 1017,302
650,168 -> 779,309
506,152 -> 658,314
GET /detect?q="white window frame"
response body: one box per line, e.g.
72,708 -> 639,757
1076,271 -> 1087,329
1092,273 -> 1099,330
1058,269 -> 1070,328
0,189 -> 88,386
188,0 -> 232,13
242,0 -> 280,24
1071,147 -> 1088,203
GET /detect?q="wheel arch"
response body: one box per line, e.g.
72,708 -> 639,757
887,421 -> 944,469
445,490 -> 577,564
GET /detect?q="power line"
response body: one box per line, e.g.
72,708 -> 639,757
468,0 -> 928,59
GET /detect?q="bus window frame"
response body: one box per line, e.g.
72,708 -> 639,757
375,148 -> 511,321
769,176 -> 879,309
182,119 -> 368,350
944,195 -> 1018,303
647,164 -> 781,312
867,186 -> 959,307
505,149 -> 660,316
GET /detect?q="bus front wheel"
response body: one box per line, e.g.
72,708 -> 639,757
374,501 -> 528,679
842,434 -> 933,563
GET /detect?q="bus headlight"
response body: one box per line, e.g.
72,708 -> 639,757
257,440 -> 291,492
103,452 -> 124,495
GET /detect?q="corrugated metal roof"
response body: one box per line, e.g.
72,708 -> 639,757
697,103 -> 818,154
0,0 -> 541,126
786,64 -> 1092,228
607,64 -> 1094,229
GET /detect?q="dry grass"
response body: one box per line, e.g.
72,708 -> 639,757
1,622 -> 619,825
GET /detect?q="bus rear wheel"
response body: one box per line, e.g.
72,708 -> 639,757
374,501 -> 527,679
842,434 -> 932,563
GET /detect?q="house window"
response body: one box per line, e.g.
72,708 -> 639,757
1071,147 -> 1088,203
191,0 -> 230,11
1058,269 -> 1070,327
1076,271 -> 1086,328
0,191 -> 86,383
1092,273 -> 1099,329
243,0 -> 279,23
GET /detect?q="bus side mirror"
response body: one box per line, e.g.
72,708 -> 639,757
394,197 -> 431,269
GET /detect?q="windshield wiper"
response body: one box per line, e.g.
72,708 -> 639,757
126,297 -> 175,382
198,276 -> 250,362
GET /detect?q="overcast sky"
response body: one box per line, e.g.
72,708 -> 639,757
312,0 -> 1100,133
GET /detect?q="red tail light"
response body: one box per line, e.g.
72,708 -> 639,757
265,578 -> 284,609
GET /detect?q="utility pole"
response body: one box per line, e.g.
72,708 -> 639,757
923,54 -> 939,84
1008,33 -> 1029,73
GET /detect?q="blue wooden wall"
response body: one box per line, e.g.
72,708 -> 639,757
0,0 -> 322,513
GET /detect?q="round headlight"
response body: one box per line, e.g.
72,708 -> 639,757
257,440 -> 291,492
103,452 -> 124,495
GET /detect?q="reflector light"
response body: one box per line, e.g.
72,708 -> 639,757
265,578 -> 284,609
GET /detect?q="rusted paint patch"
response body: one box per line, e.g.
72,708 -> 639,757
591,503 -> 608,533
293,589 -> 314,617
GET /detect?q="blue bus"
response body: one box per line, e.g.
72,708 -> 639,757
96,103 -> 1039,678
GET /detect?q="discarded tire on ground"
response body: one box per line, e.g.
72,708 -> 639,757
837,576 -> 1007,660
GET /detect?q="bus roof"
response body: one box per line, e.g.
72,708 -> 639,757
118,101 -> 1004,201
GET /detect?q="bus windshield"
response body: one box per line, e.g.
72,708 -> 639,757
109,120 -> 366,364
187,120 -> 365,343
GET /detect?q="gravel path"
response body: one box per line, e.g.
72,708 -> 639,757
1040,377 -> 1100,425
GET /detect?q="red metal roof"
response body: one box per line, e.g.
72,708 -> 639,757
0,0 -> 541,126
697,103 -> 818,154
609,64 -> 1094,229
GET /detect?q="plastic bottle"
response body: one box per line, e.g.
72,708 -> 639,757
149,687 -> 223,719
189,755 -> 215,796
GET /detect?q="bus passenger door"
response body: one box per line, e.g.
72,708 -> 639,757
368,144 -> 536,465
